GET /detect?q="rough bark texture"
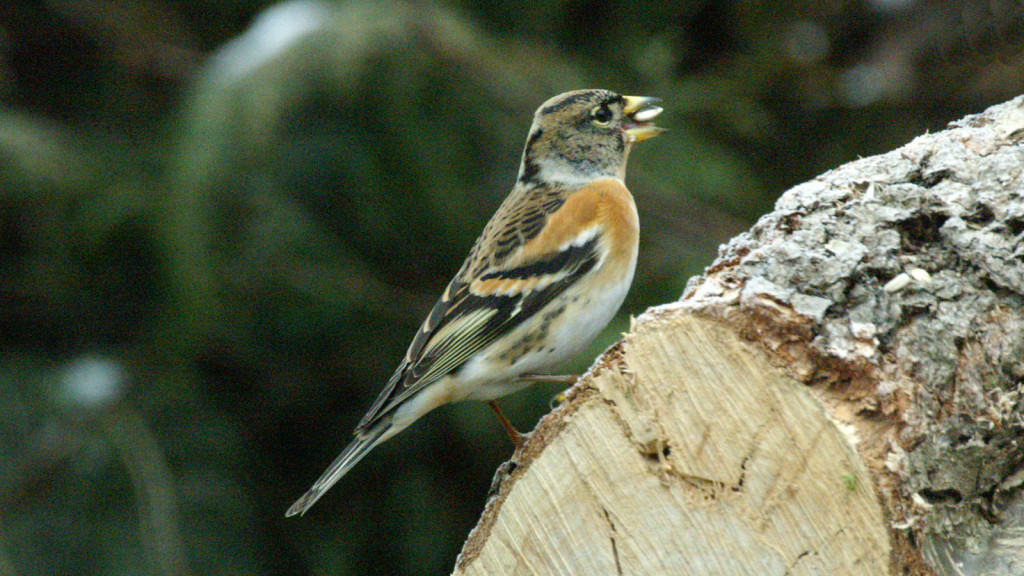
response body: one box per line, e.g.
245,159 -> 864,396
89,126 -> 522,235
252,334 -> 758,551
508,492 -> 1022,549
454,96 -> 1024,575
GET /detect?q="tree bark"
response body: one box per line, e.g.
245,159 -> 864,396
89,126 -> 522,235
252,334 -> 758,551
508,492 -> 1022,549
453,96 -> 1024,576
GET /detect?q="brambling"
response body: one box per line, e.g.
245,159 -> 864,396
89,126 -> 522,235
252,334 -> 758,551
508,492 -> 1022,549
287,89 -> 664,516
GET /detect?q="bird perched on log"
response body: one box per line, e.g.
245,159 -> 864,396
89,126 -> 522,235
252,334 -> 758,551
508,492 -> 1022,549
287,89 -> 664,517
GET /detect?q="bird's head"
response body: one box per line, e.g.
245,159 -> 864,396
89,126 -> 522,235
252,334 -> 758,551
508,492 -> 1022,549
518,89 -> 665,185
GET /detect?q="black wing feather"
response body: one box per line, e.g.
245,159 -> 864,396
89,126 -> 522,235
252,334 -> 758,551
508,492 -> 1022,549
355,235 -> 601,431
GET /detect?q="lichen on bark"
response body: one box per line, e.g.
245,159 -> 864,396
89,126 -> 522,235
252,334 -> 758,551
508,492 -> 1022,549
684,95 -> 1024,575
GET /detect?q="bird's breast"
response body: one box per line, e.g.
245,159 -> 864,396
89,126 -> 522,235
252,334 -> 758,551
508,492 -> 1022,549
458,180 -> 640,401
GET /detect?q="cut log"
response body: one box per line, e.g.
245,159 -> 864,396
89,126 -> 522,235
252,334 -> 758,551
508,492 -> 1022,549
454,95 -> 1024,576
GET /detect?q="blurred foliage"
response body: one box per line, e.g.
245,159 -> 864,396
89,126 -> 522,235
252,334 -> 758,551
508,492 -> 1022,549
1,0 -> 1023,574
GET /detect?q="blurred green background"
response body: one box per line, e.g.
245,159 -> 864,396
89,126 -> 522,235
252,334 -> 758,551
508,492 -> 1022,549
1,1 -> 1022,574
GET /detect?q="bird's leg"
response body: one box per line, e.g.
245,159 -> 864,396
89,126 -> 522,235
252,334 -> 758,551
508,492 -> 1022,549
489,375 -> 579,449
487,401 -> 530,449
512,373 -> 580,385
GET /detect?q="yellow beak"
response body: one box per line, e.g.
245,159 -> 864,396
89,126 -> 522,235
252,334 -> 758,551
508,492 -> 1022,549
622,95 -> 666,143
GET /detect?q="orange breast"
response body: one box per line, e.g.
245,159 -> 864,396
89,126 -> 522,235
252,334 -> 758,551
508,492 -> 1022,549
514,177 -> 638,273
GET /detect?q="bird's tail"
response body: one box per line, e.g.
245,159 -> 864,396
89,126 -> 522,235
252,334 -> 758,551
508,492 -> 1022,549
285,419 -> 391,517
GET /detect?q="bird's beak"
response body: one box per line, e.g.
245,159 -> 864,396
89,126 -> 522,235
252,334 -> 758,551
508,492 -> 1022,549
622,95 -> 666,143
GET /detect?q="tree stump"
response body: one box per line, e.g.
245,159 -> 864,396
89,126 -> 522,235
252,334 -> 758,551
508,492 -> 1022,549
454,96 -> 1024,576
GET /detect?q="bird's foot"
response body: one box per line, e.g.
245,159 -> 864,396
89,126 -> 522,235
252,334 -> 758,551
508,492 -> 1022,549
512,373 -> 579,385
487,401 -> 531,449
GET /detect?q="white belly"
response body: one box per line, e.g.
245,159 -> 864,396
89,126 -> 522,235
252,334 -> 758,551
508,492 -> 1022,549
456,260 -> 636,402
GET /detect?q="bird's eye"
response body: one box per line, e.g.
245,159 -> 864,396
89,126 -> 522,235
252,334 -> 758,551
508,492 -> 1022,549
591,105 -> 613,126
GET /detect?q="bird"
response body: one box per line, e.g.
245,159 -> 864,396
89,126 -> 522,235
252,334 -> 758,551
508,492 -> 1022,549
286,89 -> 664,517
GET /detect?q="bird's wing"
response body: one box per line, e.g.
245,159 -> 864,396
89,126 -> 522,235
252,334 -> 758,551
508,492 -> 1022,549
355,179 -> 632,431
